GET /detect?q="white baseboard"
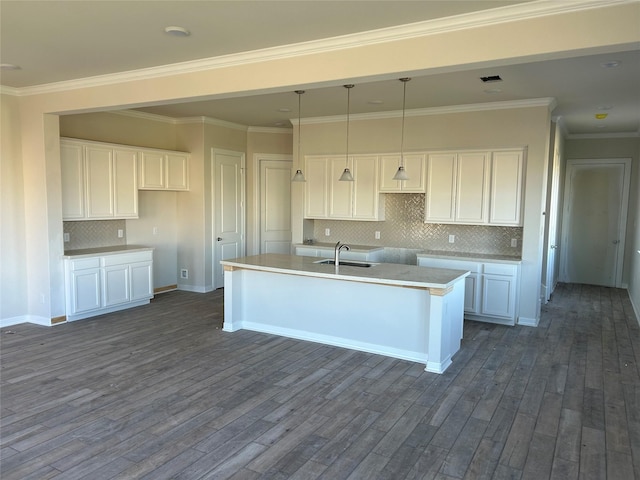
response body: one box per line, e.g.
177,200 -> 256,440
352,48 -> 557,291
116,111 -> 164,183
1,315 -> 52,328
177,284 -> 214,293
517,316 -> 539,327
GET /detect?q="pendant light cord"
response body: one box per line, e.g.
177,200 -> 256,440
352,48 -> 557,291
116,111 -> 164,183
400,78 -> 410,167
345,85 -> 352,168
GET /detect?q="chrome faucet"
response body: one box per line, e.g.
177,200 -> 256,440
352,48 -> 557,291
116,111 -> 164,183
334,241 -> 350,266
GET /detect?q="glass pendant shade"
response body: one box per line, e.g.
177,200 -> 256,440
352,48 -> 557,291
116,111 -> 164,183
393,165 -> 409,181
291,90 -> 306,182
339,84 -> 355,182
339,168 -> 354,182
394,78 -> 411,181
292,169 -> 306,182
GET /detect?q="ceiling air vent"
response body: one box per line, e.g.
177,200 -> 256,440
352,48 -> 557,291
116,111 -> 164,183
480,75 -> 502,83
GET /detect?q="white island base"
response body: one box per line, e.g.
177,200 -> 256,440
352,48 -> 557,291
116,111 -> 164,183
221,254 -> 468,374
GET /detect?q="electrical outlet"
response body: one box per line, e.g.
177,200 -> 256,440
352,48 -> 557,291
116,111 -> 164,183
153,227 -> 159,235
180,269 -> 188,279
511,238 -> 518,248
448,234 -> 455,243
375,231 -> 381,240
325,228 -> 330,236
63,233 -> 70,242
117,229 -> 124,238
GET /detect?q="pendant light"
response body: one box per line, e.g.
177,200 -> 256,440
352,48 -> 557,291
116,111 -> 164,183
291,90 -> 306,182
393,77 -> 411,181
339,84 -> 355,182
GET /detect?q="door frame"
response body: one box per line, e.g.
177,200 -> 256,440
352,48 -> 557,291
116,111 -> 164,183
559,158 -> 631,288
212,148 -> 246,290
252,153 -> 292,255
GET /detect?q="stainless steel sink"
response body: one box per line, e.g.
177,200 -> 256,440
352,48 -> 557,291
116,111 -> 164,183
314,259 -> 376,268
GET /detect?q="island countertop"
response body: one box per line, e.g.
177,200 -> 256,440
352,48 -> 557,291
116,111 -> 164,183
221,253 -> 469,290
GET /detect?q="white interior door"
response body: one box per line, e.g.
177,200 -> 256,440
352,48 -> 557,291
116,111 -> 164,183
560,159 -> 631,287
260,159 -> 292,254
213,149 -> 245,289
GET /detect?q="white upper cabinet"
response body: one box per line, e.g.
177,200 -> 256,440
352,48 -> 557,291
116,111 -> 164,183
304,156 -> 330,218
60,141 -> 85,219
61,139 -> 138,221
379,154 -> 426,193
455,152 -> 491,224
425,153 -> 457,222
425,148 -> 524,226
489,149 -> 525,226
138,150 -> 190,191
304,155 -> 384,221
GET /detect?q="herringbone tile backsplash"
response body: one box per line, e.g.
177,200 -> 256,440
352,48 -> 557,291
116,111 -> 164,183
63,220 -> 126,250
312,193 -> 522,257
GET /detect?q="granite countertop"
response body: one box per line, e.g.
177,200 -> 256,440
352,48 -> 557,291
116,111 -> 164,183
62,245 -> 153,258
295,242 -> 384,253
221,253 -> 468,289
417,250 -> 521,263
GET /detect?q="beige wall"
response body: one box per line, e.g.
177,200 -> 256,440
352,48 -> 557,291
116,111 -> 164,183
0,94 -> 28,322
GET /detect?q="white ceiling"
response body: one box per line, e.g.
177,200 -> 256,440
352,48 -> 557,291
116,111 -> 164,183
2,0 -> 639,136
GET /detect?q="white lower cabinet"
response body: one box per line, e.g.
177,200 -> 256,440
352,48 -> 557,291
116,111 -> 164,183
64,249 -> 153,321
417,256 -> 519,325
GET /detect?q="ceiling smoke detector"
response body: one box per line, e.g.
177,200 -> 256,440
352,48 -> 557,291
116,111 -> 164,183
480,75 -> 503,83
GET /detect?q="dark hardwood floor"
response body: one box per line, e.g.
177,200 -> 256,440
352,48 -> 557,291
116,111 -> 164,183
1,283 -> 639,479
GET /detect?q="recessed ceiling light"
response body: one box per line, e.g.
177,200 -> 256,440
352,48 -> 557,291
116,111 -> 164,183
164,26 -> 190,37
484,88 -> 502,94
368,100 -> 384,105
595,113 -> 608,120
1,63 -> 21,70
601,60 -> 620,68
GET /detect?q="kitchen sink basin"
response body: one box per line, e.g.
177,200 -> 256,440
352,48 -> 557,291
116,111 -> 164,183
314,259 -> 376,268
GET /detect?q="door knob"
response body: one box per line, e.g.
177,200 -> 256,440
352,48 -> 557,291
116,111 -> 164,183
613,240 -> 620,244
217,237 -> 223,241
550,245 -> 558,249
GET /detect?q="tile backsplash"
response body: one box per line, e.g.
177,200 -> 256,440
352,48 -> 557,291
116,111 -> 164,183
312,194 -> 522,257
63,220 -> 126,250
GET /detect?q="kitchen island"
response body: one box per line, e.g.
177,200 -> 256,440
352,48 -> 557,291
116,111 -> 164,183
220,254 -> 469,373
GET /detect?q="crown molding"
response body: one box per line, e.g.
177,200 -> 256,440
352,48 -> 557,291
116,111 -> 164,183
6,0 -> 631,96
248,126 -> 292,134
0,85 -> 21,96
301,98 -> 557,125
566,131 -> 640,139
110,109 -> 177,124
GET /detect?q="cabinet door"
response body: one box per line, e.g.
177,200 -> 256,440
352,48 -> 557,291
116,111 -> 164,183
60,141 -> 85,219
166,153 -> 190,190
85,145 -> 114,218
304,157 -> 328,218
295,247 -> 319,257
379,154 -> 426,193
328,157 -> 353,219
70,268 -> 101,314
130,262 -> 154,301
481,274 -> 516,319
456,152 -> 490,224
425,153 -> 456,222
138,151 -> 166,189
103,264 -> 130,307
352,155 -> 381,220
490,150 -> 524,225
464,273 -> 481,314
113,148 -> 138,218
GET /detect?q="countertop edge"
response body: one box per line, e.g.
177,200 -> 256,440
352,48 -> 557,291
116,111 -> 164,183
416,252 -> 522,264
62,245 -> 154,258
221,254 -> 469,290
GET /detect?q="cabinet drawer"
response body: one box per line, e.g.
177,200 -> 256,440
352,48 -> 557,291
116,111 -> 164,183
418,257 -> 481,273
69,258 -> 100,270
102,251 -> 152,266
484,263 -> 517,276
